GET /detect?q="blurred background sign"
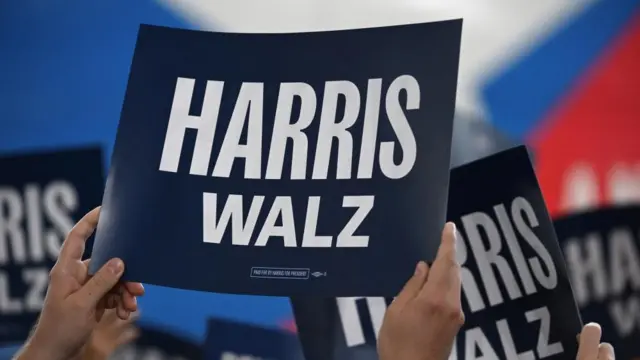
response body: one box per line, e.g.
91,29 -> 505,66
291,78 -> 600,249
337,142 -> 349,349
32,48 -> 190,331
1,0 -> 638,357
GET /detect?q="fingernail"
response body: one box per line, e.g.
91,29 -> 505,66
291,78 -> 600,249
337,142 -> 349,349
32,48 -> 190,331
415,261 -> 425,276
451,223 -> 458,244
585,322 -> 601,331
108,258 -> 124,275
446,222 -> 458,248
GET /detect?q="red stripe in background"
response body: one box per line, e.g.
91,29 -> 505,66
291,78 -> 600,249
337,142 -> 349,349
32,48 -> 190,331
528,10 -> 640,217
280,318 -> 297,333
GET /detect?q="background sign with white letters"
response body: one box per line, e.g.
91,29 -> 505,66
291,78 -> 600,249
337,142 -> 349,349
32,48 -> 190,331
111,324 -> 202,360
89,21 -> 462,296
291,146 -> 583,360
555,205 -> 640,359
203,318 -> 304,360
0,147 -> 104,344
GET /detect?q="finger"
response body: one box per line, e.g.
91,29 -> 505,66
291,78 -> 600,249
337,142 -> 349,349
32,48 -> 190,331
110,312 -> 140,337
101,308 -> 119,324
120,289 -> 138,313
577,323 -> 602,360
597,343 -> 614,360
420,222 -> 459,298
114,311 -> 140,330
116,305 -> 130,321
96,308 -> 118,331
104,284 -> 126,309
58,207 -> 101,264
124,282 -> 145,296
105,294 -> 120,310
71,259 -> 91,284
48,257 -> 89,296
73,258 -> 124,307
434,222 -> 457,264
95,304 -> 106,323
392,261 -> 429,308
106,282 -> 129,300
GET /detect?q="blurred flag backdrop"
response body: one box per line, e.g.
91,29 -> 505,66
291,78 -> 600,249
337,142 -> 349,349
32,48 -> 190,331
0,0 -> 638,355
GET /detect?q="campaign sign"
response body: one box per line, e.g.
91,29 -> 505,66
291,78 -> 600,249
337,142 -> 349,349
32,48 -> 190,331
556,205 -> 640,359
89,21 -> 462,296
111,324 -> 202,360
203,318 -> 304,360
0,147 -> 104,344
291,145 -> 583,360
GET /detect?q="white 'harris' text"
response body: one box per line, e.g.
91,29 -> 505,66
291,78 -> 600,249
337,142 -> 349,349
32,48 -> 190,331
0,182 -> 77,314
158,76 -> 420,180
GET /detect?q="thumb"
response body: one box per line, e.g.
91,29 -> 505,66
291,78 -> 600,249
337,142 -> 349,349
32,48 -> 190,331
391,261 -> 429,309
577,323 -> 601,360
76,258 -> 125,307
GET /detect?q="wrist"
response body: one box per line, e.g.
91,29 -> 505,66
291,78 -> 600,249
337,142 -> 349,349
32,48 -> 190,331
80,343 -> 109,360
14,340 -> 55,360
15,332 -> 68,360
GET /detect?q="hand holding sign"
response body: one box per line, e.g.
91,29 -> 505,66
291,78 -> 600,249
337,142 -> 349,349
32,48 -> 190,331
15,208 -> 144,360
291,146 -> 586,360
378,222 -> 464,360
0,147 -> 105,344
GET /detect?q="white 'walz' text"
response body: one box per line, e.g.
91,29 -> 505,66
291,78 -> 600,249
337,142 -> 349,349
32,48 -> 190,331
337,298 -> 564,359
563,226 -> 640,336
0,182 -> 78,315
333,197 -> 565,358
158,76 -> 420,180
203,194 -> 374,247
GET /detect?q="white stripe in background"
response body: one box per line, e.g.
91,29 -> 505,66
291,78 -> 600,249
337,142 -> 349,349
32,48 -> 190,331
157,0 -> 597,117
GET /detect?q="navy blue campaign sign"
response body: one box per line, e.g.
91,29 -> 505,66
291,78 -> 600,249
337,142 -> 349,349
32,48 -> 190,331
111,324 -> 202,360
555,205 -> 640,359
203,318 -> 304,360
0,147 -> 104,344
291,145 -> 583,360
89,21 -> 462,296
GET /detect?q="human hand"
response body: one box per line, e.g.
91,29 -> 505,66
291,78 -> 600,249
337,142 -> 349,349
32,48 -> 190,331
576,323 -> 614,360
378,222 -> 464,360
82,309 -> 140,360
15,207 -> 145,360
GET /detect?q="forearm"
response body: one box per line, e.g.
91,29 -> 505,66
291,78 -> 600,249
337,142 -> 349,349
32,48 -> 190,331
13,322 -> 50,360
13,330 -> 81,360
13,339 -> 55,360
15,342 -> 86,360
